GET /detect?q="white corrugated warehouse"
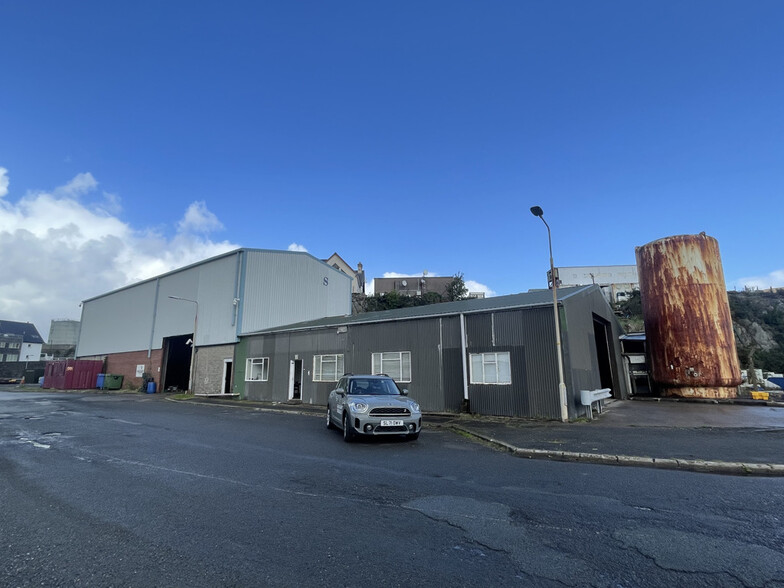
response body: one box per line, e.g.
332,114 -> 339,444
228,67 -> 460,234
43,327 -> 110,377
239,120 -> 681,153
76,249 -> 352,394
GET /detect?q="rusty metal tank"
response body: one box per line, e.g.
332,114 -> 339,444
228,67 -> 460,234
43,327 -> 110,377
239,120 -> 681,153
635,233 -> 741,399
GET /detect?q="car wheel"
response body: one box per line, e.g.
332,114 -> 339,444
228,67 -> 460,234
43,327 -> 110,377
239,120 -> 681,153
326,406 -> 335,430
407,431 -> 420,441
342,412 -> 355,442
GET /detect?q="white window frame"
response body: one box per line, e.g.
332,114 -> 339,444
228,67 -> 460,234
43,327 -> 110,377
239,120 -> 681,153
313,354 -> 344,382
5,353 -> 19,362
469,351 -> 512,385
245,357 -> 269,382
8,342 -> 20,349
371,351 -> 412,383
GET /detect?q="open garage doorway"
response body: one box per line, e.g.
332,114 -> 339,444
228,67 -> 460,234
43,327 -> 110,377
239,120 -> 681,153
162,334 -> 193,392
592,315 -> 617,396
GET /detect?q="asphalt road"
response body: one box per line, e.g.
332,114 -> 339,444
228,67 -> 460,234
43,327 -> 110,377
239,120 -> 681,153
2,390 -> 784,587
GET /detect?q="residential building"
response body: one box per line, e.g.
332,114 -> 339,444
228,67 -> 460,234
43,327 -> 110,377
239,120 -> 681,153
76,249 -> 352,395
0,320 -> 44,362
323,253 -> 365,294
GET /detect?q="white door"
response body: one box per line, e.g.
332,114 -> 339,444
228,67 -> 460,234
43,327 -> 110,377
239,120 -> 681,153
288,360 -> 295,400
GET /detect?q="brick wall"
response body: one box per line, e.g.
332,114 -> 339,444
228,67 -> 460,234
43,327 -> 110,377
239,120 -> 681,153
193,344 -> 235,395
99,350 -> 163,391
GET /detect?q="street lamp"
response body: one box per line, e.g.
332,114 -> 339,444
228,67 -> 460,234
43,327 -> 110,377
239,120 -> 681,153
530,206 -> 569,422
168,295 -> 198,394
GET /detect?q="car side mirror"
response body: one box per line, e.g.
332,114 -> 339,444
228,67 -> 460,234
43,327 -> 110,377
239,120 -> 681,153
401,389 -> 409,396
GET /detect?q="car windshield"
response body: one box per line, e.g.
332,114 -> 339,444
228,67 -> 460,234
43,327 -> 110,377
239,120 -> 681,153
348,378 -> 400,395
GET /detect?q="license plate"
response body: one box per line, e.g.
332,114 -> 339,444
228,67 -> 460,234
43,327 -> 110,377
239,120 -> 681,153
380,420 -> 404,427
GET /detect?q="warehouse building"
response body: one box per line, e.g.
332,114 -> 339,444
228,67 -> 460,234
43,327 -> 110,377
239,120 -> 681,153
76,249 -> 352,394
238,285 -> 627,419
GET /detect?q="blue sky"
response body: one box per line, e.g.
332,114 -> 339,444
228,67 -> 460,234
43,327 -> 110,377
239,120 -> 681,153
1,1 -> 783,339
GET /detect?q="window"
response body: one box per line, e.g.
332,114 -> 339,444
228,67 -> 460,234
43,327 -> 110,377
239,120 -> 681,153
371,351 -> 411,383
470,352 -> 511,385
313,354 -> 344,382
0,342 -> 5,348
8,342 -> 20,349
5,354 -> 18,362
245,357 -> 269,381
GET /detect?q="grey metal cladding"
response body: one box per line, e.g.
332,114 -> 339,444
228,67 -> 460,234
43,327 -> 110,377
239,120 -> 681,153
465,307 -> 560,419
562,285 -> 628,402
77,280 -> 157,356
154,254 -> 239,347
242,286 -> 593,336
439,316 -> 465,412
345,317 -> 445,412
241,250 -> 351,334
499,306 -> 561,418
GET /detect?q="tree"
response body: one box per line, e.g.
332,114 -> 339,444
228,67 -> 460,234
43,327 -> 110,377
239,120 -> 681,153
445,273 -> 468,302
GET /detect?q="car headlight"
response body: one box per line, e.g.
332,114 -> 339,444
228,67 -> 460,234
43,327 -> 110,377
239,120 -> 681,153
349,401 -> 369,413
409,401 -> 420,413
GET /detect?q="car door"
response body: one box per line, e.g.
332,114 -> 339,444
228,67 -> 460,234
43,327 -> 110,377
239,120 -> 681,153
333,377 -> 348,424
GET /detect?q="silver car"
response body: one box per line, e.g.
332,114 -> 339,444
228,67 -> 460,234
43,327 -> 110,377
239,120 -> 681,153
326,374 -> 422,442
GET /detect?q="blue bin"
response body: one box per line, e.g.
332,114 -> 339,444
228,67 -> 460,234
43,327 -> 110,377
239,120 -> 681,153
96,373 -> 106,389
146,381 -> 156,394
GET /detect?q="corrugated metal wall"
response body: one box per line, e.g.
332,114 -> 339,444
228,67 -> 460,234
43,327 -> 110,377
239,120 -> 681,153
465,307 -> 561,419
240,287 -> 624,420
241,251 -> 351,334
243,316 -> 462,412
562,285 -> 628,415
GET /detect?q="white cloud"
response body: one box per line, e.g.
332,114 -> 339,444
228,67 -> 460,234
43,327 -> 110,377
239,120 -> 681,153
100,192 -> 122,216
0,167 -> 8,198
0,170 -> 238,340
382,271 -> 438,278
288,242 -> 308,252
57,172 -> 98,197
465,280 -> 496,297
177,200 -> 224,234
731,269 -> 784,291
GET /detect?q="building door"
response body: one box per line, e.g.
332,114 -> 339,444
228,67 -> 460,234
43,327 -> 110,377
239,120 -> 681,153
222,359 -> 232,395
288,359 -> 303,401
592,315 -> 616,396
162,334 -> 193,392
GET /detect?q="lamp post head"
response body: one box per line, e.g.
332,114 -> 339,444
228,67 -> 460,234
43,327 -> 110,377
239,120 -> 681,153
530,206 -> 544,218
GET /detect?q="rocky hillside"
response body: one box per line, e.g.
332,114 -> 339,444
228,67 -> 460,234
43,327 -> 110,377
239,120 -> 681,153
728,289 -> 784,374
616,289 -> 784,373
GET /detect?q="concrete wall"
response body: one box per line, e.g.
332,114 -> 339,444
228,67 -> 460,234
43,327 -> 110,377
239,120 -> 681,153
192,344 -> 235,395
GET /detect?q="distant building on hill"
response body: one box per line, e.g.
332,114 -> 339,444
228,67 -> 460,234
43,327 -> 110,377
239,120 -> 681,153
374,275 -> 454,298
556,265 -> 639,304
43,319 -> 81,359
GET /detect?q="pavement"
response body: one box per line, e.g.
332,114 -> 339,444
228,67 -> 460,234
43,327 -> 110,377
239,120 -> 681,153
6,384 -> 784,476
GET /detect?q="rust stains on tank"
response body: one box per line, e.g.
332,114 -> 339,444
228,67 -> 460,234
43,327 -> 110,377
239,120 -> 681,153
635,233 -> 741,399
